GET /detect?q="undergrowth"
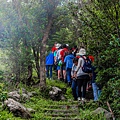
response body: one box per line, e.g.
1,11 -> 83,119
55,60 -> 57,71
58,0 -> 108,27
0,79 -> 109,120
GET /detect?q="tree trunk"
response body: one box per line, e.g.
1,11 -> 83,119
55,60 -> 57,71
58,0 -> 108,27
32,47 -> 40,78
39,0 -> 59,88
27,65 -> 32,86
39,17 -> 53,88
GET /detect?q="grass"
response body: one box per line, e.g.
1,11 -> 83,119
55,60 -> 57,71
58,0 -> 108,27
0,78 -> 108,120
0,79 -> 74,120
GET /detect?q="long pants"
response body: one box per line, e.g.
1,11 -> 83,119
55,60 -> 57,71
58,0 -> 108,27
66,68 -> 72,83
77,75 -> 90,98
92,83 -> 101,101
72,80 -> 78,100
60,64 -> 66,80
46,65 -> 53,78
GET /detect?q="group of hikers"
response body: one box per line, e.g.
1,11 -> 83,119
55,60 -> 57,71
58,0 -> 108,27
45,43 -> 101,101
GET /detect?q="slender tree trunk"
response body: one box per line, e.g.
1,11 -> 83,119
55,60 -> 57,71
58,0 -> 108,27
27,65 -> 32,85
39,17 -> 53,88
32,47 -> 40,78
39,0 -> 59,88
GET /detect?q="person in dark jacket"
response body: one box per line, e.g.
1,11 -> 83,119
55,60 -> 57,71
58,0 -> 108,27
46,52 -> 54,79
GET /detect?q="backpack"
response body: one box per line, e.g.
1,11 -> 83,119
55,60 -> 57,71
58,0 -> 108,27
82,57 -> 93,73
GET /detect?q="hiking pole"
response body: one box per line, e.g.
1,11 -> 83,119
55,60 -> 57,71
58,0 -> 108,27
106,101 -> 115,120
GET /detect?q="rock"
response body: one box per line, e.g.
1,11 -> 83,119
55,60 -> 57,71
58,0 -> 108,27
8,91 -> 20,102
60,94 -> 66,100
4,98 -> 31,119
8,88 -> 36,102
27,91 -> 37,97
92,107 -> 112,120
27,108 -> 36,114
49,87 -> 65,101
22,93 -> 30,101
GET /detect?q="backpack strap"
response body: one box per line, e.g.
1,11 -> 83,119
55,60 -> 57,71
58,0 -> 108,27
75,57 -> 83,73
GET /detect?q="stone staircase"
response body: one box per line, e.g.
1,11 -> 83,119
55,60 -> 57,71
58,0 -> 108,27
42,101 -> 81,120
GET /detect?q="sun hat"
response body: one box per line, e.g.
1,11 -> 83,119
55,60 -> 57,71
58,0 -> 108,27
66,44 -> 69,47
56,43 -> 61,48
76,48 -> 86,56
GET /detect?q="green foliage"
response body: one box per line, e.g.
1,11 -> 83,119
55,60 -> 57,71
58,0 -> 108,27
0,83 -> 7,102
0,70 -> 4,80
0,79 -> 110,120
79,109 -> 105,120
46,79 -> 66,89
48,5 -> 78,49
100,79 -> 120,118
0,0 -> 120,119
52,28 -> 73,46
67,0 -> 120,118
0,110 -> 21,120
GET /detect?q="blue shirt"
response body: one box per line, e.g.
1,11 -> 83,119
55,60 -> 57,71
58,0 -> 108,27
46,52 -> 54,65
64,54 -> 74,69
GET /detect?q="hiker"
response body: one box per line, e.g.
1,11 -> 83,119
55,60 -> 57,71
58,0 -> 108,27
72,45 -> 78,57
56,45 -> 62,80
45,51 -> 54,79
71,57 -> 79,100
59,44 -> 69,81
92,66 -> 102,101
54,43 -> 61,64
64,48 -> 75,85
51,42 -> 57,53
86,55 -> 95,91
53,43 -> 61,73
74,48 -> 90,101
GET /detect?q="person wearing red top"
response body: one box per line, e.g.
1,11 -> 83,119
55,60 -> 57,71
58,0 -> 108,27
60,48 -> 69,62
59,44 -> 69,81
51,42 -> 57,53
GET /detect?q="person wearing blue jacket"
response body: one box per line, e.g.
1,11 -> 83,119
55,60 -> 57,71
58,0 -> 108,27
64,48 -> 75,86
46,52 -> 54,79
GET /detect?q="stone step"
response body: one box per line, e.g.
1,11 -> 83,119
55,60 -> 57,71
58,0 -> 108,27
44,113 -> 79,117
45,117 -> 81,120
43,105 -> 79,109
44,109 -> 79,114
41,101 -> 81,119
44,100 -> 79,105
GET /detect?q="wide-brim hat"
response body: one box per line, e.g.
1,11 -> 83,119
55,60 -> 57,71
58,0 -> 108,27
76,48 -> 86,56
56,43 -> 61,48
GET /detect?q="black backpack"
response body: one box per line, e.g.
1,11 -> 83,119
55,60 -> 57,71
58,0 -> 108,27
82,57 -> 93,73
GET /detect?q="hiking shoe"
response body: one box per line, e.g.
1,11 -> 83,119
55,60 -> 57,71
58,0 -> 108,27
82,98 -> 86,102
78,97 -> 81,101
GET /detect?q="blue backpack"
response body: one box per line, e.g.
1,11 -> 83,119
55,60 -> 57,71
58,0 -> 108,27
82,57 -> 93,73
